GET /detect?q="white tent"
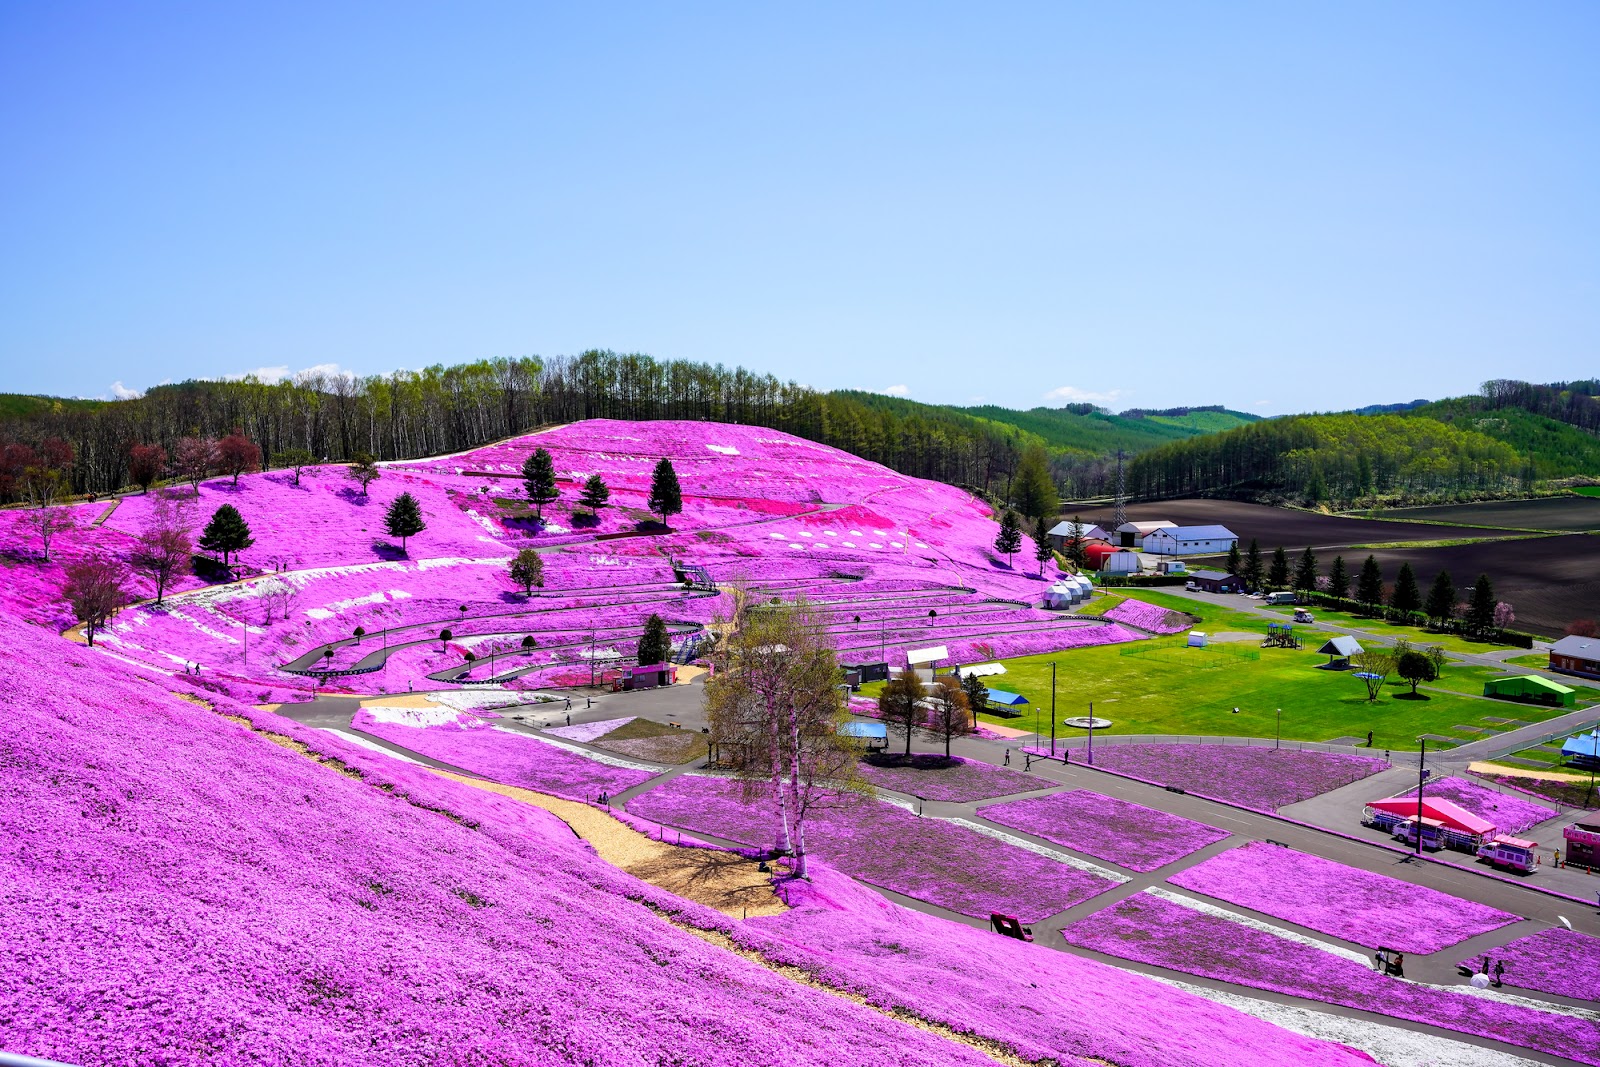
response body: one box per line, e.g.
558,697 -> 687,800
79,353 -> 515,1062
955,662 -> 1007,678
1100,550 -> 1141,575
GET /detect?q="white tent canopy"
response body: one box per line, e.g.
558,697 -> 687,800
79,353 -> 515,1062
906,645 -> 949,665
955,662 -> 1007,678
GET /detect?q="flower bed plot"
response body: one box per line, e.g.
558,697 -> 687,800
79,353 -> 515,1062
1168,841 -> 1519,953
1104,598 -> 1192,635
1397,776 -> 1557,835
981,789 -> 1230,873
1062,891 -> 1600,1065
629,774 -> 1118,922
352,711 -> 656,801
856,755 -> 1050,803
1086,744 -> 1391,811
1458,927 -> 1600,1002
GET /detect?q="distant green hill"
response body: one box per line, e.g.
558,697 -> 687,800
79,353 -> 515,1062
955,404 -> 1258,456
0,393 -> 108,419
1404,399 -> 1600,478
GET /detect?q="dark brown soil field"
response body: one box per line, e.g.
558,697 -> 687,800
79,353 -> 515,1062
1069,499 -> 1495,550
1356,534 -> 1600,638
1347,495 -> 1600,533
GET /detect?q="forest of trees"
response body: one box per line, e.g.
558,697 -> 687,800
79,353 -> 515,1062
0,352 -> 1040,499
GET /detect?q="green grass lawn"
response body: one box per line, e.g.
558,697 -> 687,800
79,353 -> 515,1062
1074,591 -> 1125,617
1574,487 -> 1600,498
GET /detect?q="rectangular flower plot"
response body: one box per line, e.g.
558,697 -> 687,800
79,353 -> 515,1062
979,789 -> 1230,873
1395,775 -> 1557,836
1103,597 -> 1192,635
1459,927 -> 1600,1002
628,774 -> 1119,922
1062,891 -> 1600,1065
1086,744 -> 1390,810
352,712 -> 657,802
1168,841 -> 1519,953
856,755 -> 1051,803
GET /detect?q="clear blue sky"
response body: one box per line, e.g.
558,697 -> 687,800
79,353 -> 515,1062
2,3 -> 1596,414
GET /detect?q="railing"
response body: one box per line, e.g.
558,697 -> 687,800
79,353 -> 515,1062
1034,732 -> 1425,766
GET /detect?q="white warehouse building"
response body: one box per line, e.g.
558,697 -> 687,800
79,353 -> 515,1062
1140,524 -> 1240,556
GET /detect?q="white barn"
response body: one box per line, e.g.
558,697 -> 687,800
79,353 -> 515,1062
1115,520 -> 1177,548
1140,524 -> 1239,556
1047,521 -> 1113,551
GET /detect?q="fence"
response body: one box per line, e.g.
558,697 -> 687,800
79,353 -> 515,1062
1036,732 -> 1424,767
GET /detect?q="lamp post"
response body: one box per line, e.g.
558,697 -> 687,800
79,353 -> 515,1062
1416,737 -> 1427,858
1588,724 -> 1599,808
1087,701 -> 1094,766
1276,708 -> 1282,750
1049,661 -> 1057,757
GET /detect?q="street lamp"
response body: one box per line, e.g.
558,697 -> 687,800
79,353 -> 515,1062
1276,708 -> 1282,750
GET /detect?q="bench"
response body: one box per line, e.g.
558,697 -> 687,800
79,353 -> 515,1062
989,912 -> 1033,942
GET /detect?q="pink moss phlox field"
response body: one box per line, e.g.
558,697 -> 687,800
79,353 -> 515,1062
351,709 -> 657,802
1103,598 -> 1192,635
0,616 -> 1015,1067
1459,927 -> 1600,1002
741,867 -> 1374,1067
1087,744 -> 1392,810
628,774 -> 1116,922
1063,893 -> 1600,1065
980,789 -> 1230,873
1397,775 -> 1557,835
1168,842 -> 1520,953
855,755 -> 1051,803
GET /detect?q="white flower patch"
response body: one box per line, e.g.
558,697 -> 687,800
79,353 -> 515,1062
416,557 -> 505,572
323,729 -> 428,764
587,554 -> 629,567
849,530 -> 863,537
706,444 -> 740,455
433,690 -> 533,711
824,531 -> 838,537
842,542 -> 856,548
500,728 -> 662,771
943,818 -> 1129,883
361,704 -> 481,728
788,543 -> 805,551
1144,887 -> 1371,966
306,608 -> 335,620
1436,981 -> 1600,1023
890,541 -> 904,548
543,523 -> 571,534
465,510 -> 500,536
1147,974 -> 1547,1067
868,543 -> 882,550
327,591 -> 388,613
915,542 -> 928,548
769,532 -> 787,540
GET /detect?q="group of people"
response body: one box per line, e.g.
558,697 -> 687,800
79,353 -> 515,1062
1372,948 -> 1405,977
1458,956 -> 1508,987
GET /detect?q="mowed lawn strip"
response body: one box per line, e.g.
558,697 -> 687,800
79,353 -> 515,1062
1167,841 -> 1519,953
628,774 -> 1119,923
980,789 -> 1231,873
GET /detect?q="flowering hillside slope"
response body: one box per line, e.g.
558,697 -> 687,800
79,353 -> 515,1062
0,608 -> 1377,1065
20,419 -> 1143,694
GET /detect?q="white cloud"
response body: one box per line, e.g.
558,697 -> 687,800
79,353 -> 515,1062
1043,385 -> 1122,405
880,384 -> 911,398
221,362 -> 352,384
109,381 -> 144,400
967,395 -> 986,404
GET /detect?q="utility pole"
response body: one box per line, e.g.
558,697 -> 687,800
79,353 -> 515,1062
1050,661 -> 1057,757
1114,450 -> 1127,531
1416,738 -> 1427,858
1087,701 -> 1095,766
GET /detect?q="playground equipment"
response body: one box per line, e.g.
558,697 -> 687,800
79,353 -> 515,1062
1261,622 -> 1301,649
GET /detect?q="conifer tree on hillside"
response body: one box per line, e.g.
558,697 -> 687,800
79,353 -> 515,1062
1390,563 -> 1422,617
994,510 -> 1023,568
647,458 -> 683,525
960,671 -> 989,717
1327,555 -> 1350,600
1033,516 -> 1054,578
1226,541 -> 1242,579
1467,574 -> 1497,634
385,492 -> 426,554
578,474 -> 611,518
522,448 -> 559,519
1243,539 -> 1264,591
198,504 -> 254,567
1013,445 -> 1057,520
1424,570 -> 1455,628
1292,547 -> 1318,594
1268,546 -> 1290,588
638,613 -> 671,666
1356,555 -> 1385,612
1062,516 -> 1089,569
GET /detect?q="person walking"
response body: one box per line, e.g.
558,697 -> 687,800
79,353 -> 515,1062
1004,748 -> 1011,766
1492,960 -> 1505,987
1392,952 -> 1405,978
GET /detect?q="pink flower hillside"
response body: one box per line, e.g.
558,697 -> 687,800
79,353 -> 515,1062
741,869 -> 1375,1067
856,756 -> 1050,803
980,789 -> 1230,873
1458,927 -> 1600,1002
1063,892 -> 1600,1065
1168,841 -> 1519,953
1087,744 -> 1391,810
352,709 -> 656,802
628,774 -> 1117,922
1103,597 -> 1192,635
0,613 -> 1010,1067
1397,775 -> 1557,835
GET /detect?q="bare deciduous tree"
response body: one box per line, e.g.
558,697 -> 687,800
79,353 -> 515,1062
131,491 -> 194,604
63,555 -> 127,646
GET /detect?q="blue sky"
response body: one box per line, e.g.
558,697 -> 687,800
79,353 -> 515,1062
2,3 -> 1595,414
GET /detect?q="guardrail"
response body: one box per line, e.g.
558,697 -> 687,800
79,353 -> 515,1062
1036,732 -> 1425,766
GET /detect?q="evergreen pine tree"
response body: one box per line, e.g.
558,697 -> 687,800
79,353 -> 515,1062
521,448 -> 559,519
1467,573 -> 1496,634
1013,445 -> 1057,520
1424,569 -> 1455,628
1033,516 -> 1054,577
1226,541 -> 1242,579
197,504 -> 255,566
1292,547 -> 1318,594
1390,562 -> 1422,616
647,458 -> 683,525
1268,546 -> 1290,588
1063,516 -> 1089,568
1243,539 -> 1264,591
1356,555 -> 1384,611
995,510 -> 1023,568
960,671 -> 989,717
1328,555 -> 1350,600
578,474 -> 611,517
638,613 -> 671,665
385,492 -> 426,553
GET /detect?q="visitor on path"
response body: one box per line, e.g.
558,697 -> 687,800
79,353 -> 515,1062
1391,953 -> 1405,978
565,697 -> 572,711
1492,960 -> 1505,987
1366,730 -> 1373,747
1373,949 -> 1387,972
1004,748 -> 1011,766
566,714 -> 571,726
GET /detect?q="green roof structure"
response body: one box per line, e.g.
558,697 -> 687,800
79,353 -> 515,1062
1483,674 -> 1577,708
